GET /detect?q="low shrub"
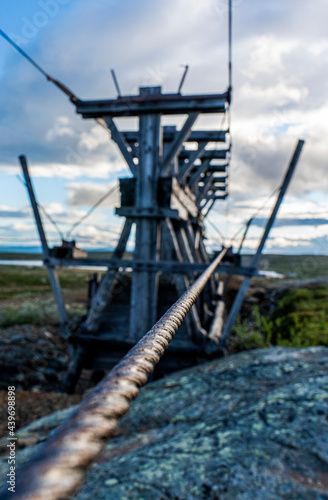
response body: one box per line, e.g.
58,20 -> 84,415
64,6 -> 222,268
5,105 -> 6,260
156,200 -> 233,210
233,286 -> 328,350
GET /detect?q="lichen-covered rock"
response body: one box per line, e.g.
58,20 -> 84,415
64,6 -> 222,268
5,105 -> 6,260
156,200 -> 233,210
1,347 -> 328,499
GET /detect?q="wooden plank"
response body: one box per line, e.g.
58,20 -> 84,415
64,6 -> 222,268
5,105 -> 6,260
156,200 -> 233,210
116,207 -> 179,219
171,177 -> 199,217
208,281 -> 225,343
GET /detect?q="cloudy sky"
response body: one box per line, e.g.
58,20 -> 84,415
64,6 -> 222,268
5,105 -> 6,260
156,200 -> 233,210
0,0 -> 327,255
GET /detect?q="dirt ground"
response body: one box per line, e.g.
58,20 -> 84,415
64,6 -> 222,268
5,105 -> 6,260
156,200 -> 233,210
0,390 -> 82,437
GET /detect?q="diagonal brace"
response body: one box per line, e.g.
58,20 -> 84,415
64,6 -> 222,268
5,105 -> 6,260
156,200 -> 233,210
161,112 -> 198,175
177,141 -> 207,184
103,117 -> 137,176
219,139 -> 305,349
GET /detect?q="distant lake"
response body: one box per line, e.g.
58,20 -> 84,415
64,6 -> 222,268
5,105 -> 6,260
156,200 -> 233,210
0,260 -> 282,278
0,260 -> 43,267
0,260 -> 109,271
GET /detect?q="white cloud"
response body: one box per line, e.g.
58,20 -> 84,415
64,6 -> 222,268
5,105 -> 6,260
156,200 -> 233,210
1,0 -> 328,253
66,181 -> 120,208
46,116 -> 75,141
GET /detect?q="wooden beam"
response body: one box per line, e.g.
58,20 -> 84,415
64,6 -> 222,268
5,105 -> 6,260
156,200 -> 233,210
165,218 -> 183,261
197,174 -> 215,204
116,207 -> 179,219
206,162 -> 228,173
82,218 -> 133,333
163,129 -> 227,143
166,221 -> 207,342
129,95 -> 162,340
19,155 -> 69,336
207,281 -> 225,343
125,129 -> 227,144
177,141 -> 207,183
174,274 -> 194,339
220,139 -> 305,348
179,149 -> 227,161
76,90 -> 228,117
103,117 -> 137,176
162,112 -> 198,175
176,227 -> 195,264
171,178 -> 199,219
48,256 -> 259,277
188,159 -> 210,189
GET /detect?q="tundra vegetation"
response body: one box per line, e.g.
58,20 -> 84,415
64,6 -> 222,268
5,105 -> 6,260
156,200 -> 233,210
0,253 -> 327,349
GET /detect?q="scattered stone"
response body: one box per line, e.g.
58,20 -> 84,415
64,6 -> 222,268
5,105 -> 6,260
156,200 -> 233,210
104,479 -> 119,486
0,324 -> 69,392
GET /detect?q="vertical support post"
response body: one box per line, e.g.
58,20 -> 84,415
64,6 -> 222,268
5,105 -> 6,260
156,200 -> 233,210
220,140 -> 305,348
83,218 -> 133,333
19,155 -> 69,336
129,87 -> 162,340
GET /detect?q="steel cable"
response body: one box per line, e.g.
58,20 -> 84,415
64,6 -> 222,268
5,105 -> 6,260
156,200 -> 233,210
0,248 -> 227,500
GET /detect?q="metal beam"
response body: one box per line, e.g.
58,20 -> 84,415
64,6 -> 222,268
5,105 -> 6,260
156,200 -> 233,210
220,139 -> 305,348
19,155 -> 69,335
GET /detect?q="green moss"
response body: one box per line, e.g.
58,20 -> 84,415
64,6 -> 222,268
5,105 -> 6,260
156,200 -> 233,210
234,287 -> 328,350
271,287 -> 328,347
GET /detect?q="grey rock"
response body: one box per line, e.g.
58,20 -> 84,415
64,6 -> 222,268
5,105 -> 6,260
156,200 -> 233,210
1,347 -> 328,499
10,334 -> 23,342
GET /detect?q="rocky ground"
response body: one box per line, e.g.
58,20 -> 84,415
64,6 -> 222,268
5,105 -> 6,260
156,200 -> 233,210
0,277 -> 270,435
0,324 -> 84,436
0,347 -> 327,499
